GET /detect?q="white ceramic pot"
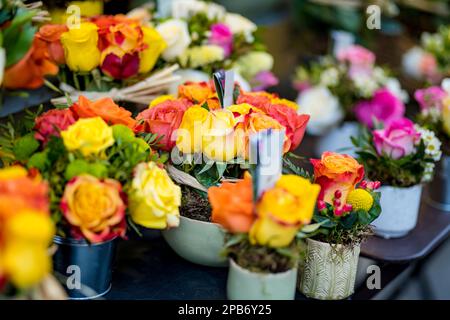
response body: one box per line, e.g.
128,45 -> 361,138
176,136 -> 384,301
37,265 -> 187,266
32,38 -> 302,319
372,184 -> 423,239
227,259 -> 297,300
162,216 -> 228,267
315,121 -> 359,157
299,239 -> 360,300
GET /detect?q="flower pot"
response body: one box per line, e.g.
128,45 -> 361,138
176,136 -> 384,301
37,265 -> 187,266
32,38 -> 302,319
299,239 -> 360,300
372,184 -> 423,238
227,259 -> 297,300
53,236 -> 117,300
426,155 -> 450,211
315,121 -> 359,157
162,216 -> 228,267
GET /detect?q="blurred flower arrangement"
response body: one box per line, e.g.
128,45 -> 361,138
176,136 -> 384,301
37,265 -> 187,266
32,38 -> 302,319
0,96 -> 181,243
154,0 -> 278,90
44,0 -> 104,24
0,166 -> 55,296
208,172 -> 320,273
307,152 -> 381,245
294,45 -> 408,135
420,26 -> 450,79
0,0 -> 57,90
414,79 -> 450,156
352,118 -> 442,186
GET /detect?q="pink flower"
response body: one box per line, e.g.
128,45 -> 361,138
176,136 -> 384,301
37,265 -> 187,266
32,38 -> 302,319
373,118 -> 421,160
354,89 -> 405,128
337,45 -> 375,77
414,86 -> 446,111
101,52 -> 140,80
420,53 -> 438,80
208,23 -> 233,57
251,71 -> 279,91
34,109 -> 77,144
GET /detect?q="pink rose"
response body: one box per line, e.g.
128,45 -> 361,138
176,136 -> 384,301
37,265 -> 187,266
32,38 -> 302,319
101,52 -> 140,80
34,109 -> 77,145
208,23 -> 233,57
373,118 -> 421,160
420,53 -> 438,80
354,89 -> 405,128
251,71 -> 279,91
414,86 -> 446,111
337,45 -> 375,67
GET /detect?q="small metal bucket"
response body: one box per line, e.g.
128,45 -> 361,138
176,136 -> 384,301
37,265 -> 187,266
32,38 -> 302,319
426,156 -> 450,211
53,236 -> 117,300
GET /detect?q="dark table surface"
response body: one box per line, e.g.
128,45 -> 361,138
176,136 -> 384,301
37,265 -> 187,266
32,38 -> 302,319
0,87 -> 57,118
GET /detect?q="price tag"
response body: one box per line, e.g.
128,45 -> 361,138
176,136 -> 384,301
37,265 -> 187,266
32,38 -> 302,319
249,129 -> 285,201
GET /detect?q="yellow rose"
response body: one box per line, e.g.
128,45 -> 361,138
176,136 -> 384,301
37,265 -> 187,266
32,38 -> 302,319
202,110 -> 238,162
443,97 -> 450,137
60,22 -> 101,72
227,103 -> 263,116
149,95 -> 175,108
179,45 -> 225,69
51,1 -> 103,24
176,105 -> 211,154
271,98 -> 299,111
4,210 -> 54,246
129,162 -> 181,229
61,117 -> 114,156
250,175 -> 320,248
0,166 -> 28,180
2,242 -> 51,289
139,27 -> 167,74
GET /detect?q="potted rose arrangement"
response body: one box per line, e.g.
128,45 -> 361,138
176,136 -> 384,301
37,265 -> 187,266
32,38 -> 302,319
0,96 -> 181,299
135,81 -> 310,266
0,166 -> 66,299
208,172 -> 320,300
154,0 -> 278,92
294,44 -> 407,156
414,80 -> 450,210
298,152 -> 382,300
352,118 -> 441,238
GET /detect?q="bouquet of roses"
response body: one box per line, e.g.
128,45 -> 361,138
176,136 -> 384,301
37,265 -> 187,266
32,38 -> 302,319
0,96 -> 181,243
294,45 -> 408,135
414,79 -> 450,156
352,117 -> 442,186
154,0 -> 277,91
0,166 -> 57,297
0,0 -> 57,90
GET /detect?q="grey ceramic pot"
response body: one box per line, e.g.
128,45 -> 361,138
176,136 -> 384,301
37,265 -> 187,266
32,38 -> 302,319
227,259 -> 297,300
426,155 -> 450,211
162,216 -> 228,267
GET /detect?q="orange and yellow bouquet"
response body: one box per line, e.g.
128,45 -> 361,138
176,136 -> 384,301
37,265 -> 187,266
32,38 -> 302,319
207,173 -> 320,273
0,166 -> 55,295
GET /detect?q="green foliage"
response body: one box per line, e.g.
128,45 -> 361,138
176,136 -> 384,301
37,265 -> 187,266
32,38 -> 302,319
282,153 -> 313,182
13,133 -> 39,161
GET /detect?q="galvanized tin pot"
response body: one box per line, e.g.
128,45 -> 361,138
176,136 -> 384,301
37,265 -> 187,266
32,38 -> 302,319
53,236 -> 117,300
299,239 -> 360,300
315,121 -> 359,157
227,259 -> 297,300
162,216 -> 228,267
426,156 -> 450,211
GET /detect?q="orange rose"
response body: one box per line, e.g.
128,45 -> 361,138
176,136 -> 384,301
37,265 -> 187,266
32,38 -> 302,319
236,91 -> 276,110
70,96 -> 136,128
37,24 -> 68,65
178,81 -> 220,109
3,37 -> 58,90
310,152 -> 364,209
236,112 -> 290,159
209,174 -> 255,233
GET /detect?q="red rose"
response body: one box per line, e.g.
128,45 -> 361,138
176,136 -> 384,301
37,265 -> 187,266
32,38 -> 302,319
262,103 -> 310,151
101,52 -> 140,80
135,99 -> 191,151
34,109 -> 77,145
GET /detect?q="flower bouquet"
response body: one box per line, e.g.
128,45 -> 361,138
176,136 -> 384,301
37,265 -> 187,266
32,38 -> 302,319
414,80 -> 450,210
0,1 -> 56,90
136,80 -> 310,266
352,118 -> 441,238
208,172 -> 320,300
0,96 -> 181,298
0,166 -> 66,299
298,152 -> 382,300
154,0 -> 278,92
294,44 -> 407,155
38,12 -> 181,106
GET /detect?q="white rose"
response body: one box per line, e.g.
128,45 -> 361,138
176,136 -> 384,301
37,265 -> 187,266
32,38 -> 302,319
402,46 -> 427,79
156,19 -> 191,61
385,78 -> 409,103
234,51 -> 273,80
172,0 -> 225,20
296,86 -> 343,136
224,13 -> 257,35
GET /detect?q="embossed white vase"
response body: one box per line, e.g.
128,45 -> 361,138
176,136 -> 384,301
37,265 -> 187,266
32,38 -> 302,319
299,239 -> 360,300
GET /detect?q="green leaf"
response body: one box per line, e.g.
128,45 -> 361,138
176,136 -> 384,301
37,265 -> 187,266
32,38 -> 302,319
112,125 -> 135,143
28,151 -> 49,171
88,162 -> 108,179
13,133 -> 39,161
300,220 -> 329,234
4,9 -> 36,67
64,159 -> 90,180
